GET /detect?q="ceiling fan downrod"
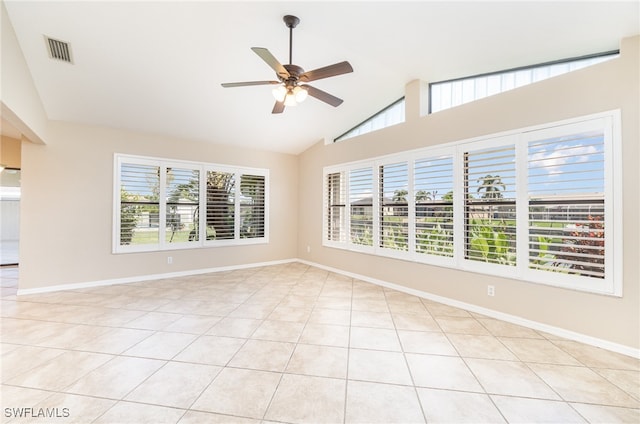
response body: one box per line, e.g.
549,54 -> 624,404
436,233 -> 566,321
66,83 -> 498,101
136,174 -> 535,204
283,15 -> 299,65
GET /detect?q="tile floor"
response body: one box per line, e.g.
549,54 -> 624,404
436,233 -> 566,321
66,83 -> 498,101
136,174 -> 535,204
1,263 -> 639,423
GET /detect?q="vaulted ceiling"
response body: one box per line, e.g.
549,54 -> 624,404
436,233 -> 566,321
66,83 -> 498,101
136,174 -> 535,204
4,1 -> 639,154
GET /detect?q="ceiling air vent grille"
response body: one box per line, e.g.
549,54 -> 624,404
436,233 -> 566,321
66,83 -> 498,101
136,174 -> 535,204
45,36 -> 73,63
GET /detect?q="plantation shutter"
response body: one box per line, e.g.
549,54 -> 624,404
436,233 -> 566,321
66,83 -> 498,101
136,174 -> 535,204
119,162 -> 160,246
527,129 -> 606,279
379,162 -> 409,251
349,167 -> 374,246
326,172 -> 346,242
414,155 -> 454,257
165,167 -> 200,244
239,174 -> 266,239
205,171 -> 235,240
464,144 -> 517,265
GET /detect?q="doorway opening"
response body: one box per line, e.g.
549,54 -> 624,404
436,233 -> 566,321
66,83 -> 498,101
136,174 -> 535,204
1,167 -> 20,266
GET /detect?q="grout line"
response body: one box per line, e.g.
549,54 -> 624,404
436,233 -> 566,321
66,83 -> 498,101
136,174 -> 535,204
2,262 -> 639,423
258,262 -> 320,422
341,271 -> 355,424
385,287 -> 429,424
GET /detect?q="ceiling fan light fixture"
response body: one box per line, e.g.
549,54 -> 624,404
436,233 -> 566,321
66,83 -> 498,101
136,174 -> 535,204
272,85 -> 287,102
284,89 -> 298,107
293,86 -> 308,103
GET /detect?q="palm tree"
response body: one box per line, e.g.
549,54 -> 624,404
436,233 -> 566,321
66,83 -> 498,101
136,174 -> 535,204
392,189 -> 408,203
477,174 -> 506,199
476,174 -> 506,222
415,190 -> 433,202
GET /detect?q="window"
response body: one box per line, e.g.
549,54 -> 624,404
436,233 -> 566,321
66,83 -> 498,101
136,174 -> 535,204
119,161 -> 160,247
165,167 -> 200,244
525,121 -> 607,282
349,167 -> 374,246
379,162 -> 409,251
430,52 -> 618,113
334,98 -> 405,142
205,171 -> 235,240
325,172 -> 346,243
414,155 -> 454,257
463,143 -> 517,266
115,155 -> 268,253
323,111 -> 621,295
239,174 -> 266,239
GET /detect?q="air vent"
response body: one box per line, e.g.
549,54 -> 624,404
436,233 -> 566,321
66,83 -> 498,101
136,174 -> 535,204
45,36 -> 73,63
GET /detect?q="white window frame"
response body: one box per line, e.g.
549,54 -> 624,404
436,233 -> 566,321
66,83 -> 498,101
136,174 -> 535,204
114,154 -> 269,253
519,117 -> 618,293
322,110 -> 622,296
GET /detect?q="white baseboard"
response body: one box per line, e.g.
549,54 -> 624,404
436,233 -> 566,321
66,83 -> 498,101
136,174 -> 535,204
16,258 -> 297,296
297,259 -> 640,360
15,257 -> 638,359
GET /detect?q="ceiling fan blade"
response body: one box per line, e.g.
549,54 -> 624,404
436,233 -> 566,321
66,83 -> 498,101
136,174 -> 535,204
299,61 -> 353,82
221,80 -> 280,88
251,47 -> 290,79
272,101 -> 285,114
304,85 -> 344,107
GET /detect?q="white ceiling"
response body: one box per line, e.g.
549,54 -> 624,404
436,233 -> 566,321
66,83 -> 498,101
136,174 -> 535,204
4,1 -> 639,154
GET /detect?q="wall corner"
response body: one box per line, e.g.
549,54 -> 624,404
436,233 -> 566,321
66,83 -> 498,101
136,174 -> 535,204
405,79 -> 429,121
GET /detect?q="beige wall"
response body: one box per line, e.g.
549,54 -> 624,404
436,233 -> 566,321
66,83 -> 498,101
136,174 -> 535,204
19,121 -> 298,289
1,136 -> 21,168
297,36 -> 640,350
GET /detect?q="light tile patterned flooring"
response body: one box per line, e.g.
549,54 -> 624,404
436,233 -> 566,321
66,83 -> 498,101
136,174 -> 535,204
1,263 -> 638,423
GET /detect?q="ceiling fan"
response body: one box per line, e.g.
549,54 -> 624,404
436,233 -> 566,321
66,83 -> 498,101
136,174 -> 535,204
221,15 -> 353,114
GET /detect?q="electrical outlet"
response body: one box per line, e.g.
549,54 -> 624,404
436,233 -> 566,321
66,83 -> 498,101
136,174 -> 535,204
167,256 -> 173,265
487,285 -> 495,297
307,245 -> 311,253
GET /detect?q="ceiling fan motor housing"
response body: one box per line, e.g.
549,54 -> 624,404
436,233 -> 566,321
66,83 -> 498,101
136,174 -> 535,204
283,64 -> 304,86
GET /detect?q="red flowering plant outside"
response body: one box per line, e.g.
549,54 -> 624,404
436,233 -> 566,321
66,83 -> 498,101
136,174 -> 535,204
559,215 -> 605,278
